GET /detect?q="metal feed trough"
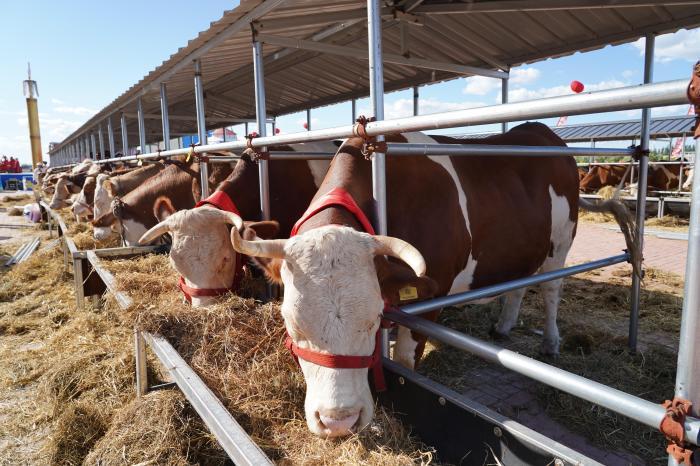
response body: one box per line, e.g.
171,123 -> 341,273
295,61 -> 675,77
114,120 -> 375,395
45,1 -> 700,464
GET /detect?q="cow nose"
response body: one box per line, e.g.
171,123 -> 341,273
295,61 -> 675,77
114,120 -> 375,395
317,409 -> 361,437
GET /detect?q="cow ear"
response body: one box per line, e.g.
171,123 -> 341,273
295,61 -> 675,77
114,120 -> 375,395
242,223 -> 283,284
243,220 -> 279,240
154,196 -> 176,222
375,256 -> 439,306
104,179 -> 117,197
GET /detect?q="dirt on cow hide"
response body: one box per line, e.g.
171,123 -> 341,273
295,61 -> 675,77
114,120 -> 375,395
99,253 -> 437,465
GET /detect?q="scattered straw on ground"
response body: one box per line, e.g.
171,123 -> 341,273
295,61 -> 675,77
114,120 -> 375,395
102,254 -> 436,465
0,193 -> 33,209
419,266 -> 683,465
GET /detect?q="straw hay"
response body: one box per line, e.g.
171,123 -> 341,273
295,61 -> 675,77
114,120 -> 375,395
419,267 -> 683,465
103,254 -> 437,465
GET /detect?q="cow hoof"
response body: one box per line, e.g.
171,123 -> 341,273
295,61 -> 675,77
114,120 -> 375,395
489,325 -> 510,341
540,339 -> 560,357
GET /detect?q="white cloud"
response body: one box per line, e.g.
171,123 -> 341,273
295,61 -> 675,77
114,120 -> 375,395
510,67 -> 541,85
632,28 -> 700,63
622,69 -> 637,79
509,79 -> 628,102
463,76 -> 500,95
51,98 -> 65,105
53,105 -> 97,117
358,97 -> 487,120
294,117 -> 320,129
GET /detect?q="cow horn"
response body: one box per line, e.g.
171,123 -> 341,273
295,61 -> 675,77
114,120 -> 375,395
138,219 -> 172,245
230,227 -> 286,258
373,236 -> 427,277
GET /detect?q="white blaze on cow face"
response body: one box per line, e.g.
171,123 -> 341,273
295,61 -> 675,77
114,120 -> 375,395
683,168 -> 694,190
49,177 -> 75,210
139,207 -> 241,307
93,174 -> 113,221
280,226 -> 384,437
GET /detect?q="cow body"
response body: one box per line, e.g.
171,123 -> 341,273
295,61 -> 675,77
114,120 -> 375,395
93,159 -> 233,245
232,123 -> 586,437
138,142 -> 335,307
579,164 -> 628,193
92,163 -> 167,231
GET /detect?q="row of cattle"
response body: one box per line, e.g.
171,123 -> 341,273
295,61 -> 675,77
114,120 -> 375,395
578,162 -> 693,193
39,123 -> 640,438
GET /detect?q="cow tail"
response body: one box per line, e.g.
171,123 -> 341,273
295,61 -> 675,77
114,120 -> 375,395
578,197 -> 642,279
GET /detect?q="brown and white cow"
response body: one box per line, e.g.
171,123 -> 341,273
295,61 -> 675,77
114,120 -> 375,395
49,172 -> 91,210
92,158 -> 233,245
88,164 -> 167,230
229,123 -> 639,437
579,164 -> 629,193
137,142 -> 336,307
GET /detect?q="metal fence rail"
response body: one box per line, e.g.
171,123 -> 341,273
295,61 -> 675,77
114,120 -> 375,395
384,310 -> 700,447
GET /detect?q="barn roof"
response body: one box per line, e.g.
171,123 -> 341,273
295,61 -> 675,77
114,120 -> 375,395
51,0 -> 700,154
456,115 -> 697,142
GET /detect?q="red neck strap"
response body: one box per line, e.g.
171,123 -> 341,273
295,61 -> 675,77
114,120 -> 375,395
290,187 -> 375,237
178,190 -> 246,303
285,187 -> 389,391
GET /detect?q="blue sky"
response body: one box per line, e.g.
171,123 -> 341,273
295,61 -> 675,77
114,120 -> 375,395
1,1 -> 698,164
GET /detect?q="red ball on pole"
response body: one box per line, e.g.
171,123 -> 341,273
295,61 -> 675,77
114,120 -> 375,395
303,122 -> 308,130
570,80 -> 585,94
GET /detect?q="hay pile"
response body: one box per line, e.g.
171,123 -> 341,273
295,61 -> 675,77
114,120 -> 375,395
646,215 -> 690,231
0,193 -> 33,208
102,254 -> 436,465
419,267 -> 683,465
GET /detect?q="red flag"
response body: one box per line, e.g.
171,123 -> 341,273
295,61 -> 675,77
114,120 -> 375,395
556,116 -> 568,127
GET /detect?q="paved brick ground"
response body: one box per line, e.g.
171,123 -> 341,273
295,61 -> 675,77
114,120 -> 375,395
568,223 -> 687,278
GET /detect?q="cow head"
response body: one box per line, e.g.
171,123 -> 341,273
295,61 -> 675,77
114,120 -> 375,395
137,197 -> 279,307
72,176 -> 96,220
230,225 -> 426,437
93,174 -> 114,219
49,175 -> 79,209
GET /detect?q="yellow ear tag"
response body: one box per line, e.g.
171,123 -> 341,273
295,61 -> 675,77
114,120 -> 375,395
398,286 -> 418,301
137,159 -> 143,167
186,146 -> 195,162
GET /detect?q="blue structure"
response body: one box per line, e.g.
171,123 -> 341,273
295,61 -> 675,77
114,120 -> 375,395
0,173 -> 34,190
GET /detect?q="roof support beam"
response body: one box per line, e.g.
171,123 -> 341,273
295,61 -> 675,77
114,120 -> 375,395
413,0 -> 700,14
123,112 -> 256,124
256,33 -> 508,79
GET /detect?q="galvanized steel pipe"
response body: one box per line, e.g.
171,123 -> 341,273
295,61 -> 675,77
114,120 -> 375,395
253,40 -> 270,220
194,59 -> 210,198
385,310 -> 700,446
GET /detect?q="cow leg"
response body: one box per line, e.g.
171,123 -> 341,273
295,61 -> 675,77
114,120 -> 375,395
492,288 -> 527,338
538,249 -> 569,356
393,310 -> 439,369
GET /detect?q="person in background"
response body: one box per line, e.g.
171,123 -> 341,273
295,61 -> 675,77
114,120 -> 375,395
0,156 -> 8,173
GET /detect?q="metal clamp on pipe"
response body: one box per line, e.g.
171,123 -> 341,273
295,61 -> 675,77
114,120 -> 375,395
353,115 -> 386,158
245,133 -> 269,162
660,398 -> 697,465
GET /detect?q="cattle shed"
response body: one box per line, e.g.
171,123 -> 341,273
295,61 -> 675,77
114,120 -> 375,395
44,1 -> 700,465
49,0 -> 700,162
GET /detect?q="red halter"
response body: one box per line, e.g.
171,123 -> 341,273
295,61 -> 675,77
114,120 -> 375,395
286,187 -> 389,391
178,190 -> 246,304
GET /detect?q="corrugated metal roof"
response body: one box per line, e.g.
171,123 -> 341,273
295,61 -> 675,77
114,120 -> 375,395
454,115 -> 697,141
52,0 -> 700,154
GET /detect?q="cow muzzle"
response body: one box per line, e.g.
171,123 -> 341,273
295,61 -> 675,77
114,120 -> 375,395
316,409 -> 361,437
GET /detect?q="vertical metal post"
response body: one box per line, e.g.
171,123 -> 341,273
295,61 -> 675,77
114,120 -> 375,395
413,86 -> 419,116
160,83 -> 171,151
306,108 -> 311,131
589,139 -> 595,168
501,75 -> 509,133
252,40 -> 270,220
367,0 -> 389,358
90,132 -> 97,159
669,141 -> 700,466
194,59 -> 210,198
244,122 -> 249,137
120,113 -> 129,156
107,116 -> 116,158
134,329 -> 148,396
73,258 -> 85,310
629,33 -> 654,353
136,97 -> 147,154
271,118 -> 276,135
98,125 -> 105,160
352,99 -> 357,122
